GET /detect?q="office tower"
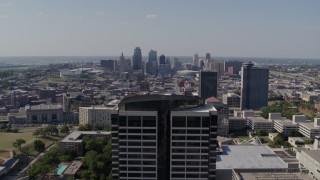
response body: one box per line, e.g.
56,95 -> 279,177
132,47 -> 142,70
159,54 -> 166,65
111,95 -> 218,180
147,50 -> 158,75
118,52 -> 129,72
240,62 -> 269,110
193,54 -> 199,67
100,59 -> 116,70
224,61 -> 243,75
198,71 -> 218,99
199,59 -> 205,69
206,53 -> 211,61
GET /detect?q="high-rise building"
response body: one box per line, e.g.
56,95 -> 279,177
198,71 -> 218,99
206,53 -> 211,61
111,95 -> 218,180
119,52 -> 130,72
193,54 -> 199,67
132,47 -> 142,70
224,61 -> 243,75
147,50 -> 158,75
159,54 -> 166,65
240,62 -> 269,110
210,61 -> 224,78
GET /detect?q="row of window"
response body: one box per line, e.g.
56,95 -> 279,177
172,161 -> 208,166
119,154 -> 156,159
119,148 -> 156,153
171,142 -> 209,147
172,117 -> 210,127
119,160 -> 156,166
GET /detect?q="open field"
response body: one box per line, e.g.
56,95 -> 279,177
0,128 -> 35,149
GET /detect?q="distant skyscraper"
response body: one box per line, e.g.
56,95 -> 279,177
198,70 -> 218,99
240,62 -> 269,110
147,50 -> 158,74
206,53 -> 211,61
193,54 -> 199,67
159,54 -> 166,65
118,52 -> 130,72
132,47 -> 142,70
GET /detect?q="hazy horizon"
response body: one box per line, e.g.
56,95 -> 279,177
1,0 -> 320,59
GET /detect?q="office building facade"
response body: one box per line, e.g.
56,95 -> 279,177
198,71 -> 218,99
132,47 -> 142,70
240,62 -> 269,110
111,95 -> 218,180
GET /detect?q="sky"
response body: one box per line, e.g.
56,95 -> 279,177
0,0 -> 320,58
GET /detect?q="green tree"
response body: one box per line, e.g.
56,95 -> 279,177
256,129 -> 264,136
60,125 -> 69,134
13,139 -> 26,150
33,129 -> 41,138
34,140 -> 45,152
46,125 -> 59,136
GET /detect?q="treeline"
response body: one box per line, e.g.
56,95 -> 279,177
260,101 -> 299,120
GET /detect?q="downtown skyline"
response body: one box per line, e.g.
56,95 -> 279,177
0,0 -> 320,59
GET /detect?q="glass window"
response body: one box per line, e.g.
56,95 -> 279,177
172,116 -> 186,127
128,116 -> 141,127
187,117 -> 201,127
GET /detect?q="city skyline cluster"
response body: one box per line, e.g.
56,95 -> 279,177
0,0 -> 319,58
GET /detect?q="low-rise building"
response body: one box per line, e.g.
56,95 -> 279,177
7,103 -> 63,124
217,145 -> 289,180
247,116 -> 274,132
271,113 -> 299,134
60,131 -> 111,156
297,149 -> 320,180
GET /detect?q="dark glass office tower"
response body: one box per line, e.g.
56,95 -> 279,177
111,95 -> 218,180
132,47 -> 142,70
198,71 -> 218,99
159,54 -> 166,65
240,62 -> 269,110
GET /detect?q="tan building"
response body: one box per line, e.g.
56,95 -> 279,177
79,106 -> 112,127
7,104 -> 63,124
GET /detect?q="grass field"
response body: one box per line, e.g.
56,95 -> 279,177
0,128 -> 36,150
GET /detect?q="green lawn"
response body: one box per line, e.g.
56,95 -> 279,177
0,128 -> 36,150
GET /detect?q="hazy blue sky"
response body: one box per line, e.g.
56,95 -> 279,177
0,0 -> 319,58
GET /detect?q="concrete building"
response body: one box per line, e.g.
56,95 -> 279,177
217,145 -> 288,180
271,113 -> 299,134
198,71 -> 218,99
292,115 -> 320,139
60,131 -> 111,156
297,149 -> 320,180
247,116 -> 274,132
222,93 -> 240,108
79,106 -> 112,127
111,95 -> 218,180
240,62 -> 269,110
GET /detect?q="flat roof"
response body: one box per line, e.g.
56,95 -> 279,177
61,131 -> 111,143
27,104 -> 62,110
248,116 -> 272,123
238,171 -> 312,180
274,119 -> 298,126
63,161 -> 82,175
217,145 -> 288,170
301,149 -> 320,163
299,122 -> 318,130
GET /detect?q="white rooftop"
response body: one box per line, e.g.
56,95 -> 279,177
61,131 -> 111,143
217,145 -> 288,170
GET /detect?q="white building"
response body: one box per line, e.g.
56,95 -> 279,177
297,149 -> 320,180
270,113 -> 299,134
292,115 -> 320,139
